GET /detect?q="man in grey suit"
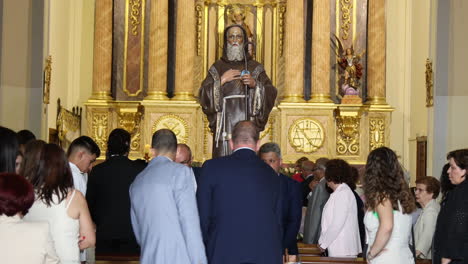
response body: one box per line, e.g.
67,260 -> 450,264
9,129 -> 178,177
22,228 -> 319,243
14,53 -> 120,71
303,158 -> 330,244
129,129 -> 207,264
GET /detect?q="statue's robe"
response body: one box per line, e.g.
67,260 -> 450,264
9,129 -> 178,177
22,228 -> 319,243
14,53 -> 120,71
199,58 -> 277,158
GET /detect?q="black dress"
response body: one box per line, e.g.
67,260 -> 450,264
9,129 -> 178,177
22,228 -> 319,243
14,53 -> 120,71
433,179 -> 468,264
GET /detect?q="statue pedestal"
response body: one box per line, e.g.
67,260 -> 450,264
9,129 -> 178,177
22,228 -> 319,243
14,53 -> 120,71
341,95 -> 362,104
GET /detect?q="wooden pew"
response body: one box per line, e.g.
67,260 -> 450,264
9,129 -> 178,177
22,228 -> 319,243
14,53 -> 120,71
95,253 -> 139,264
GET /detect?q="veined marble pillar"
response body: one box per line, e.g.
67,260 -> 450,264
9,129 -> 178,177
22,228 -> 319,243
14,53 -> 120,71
310,0 -> 333,103
146,0 -> 168,100
90,0 -> 113,100
282,0 -> 305,102
173,0 -> 196,100
366,0 -> 387,105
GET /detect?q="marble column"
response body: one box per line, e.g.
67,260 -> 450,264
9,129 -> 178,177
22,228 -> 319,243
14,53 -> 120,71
282,0 -> 305,102
366,0 -> 387,105
146,0 -> 169,100
310,0 -> 333,103
90,0 -> 113,100
172,0 -> 196,100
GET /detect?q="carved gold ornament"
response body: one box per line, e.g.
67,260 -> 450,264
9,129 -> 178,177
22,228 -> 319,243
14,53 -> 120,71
369,118 -> 385,150
340,0 -> 353,40
278,3 -> 286,56
117,105 -> 144,151
129,0 -> 142,36
288,118 -> 325,153
43,55 -> 52,104
196,4 -> 203,56
152,114 -> 189,144
91,112 -> 109,153
425,58 -> 434,107
335,109 -> 360,155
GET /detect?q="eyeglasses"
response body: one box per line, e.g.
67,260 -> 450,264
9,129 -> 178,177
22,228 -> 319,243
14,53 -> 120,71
414,188 -> 427,193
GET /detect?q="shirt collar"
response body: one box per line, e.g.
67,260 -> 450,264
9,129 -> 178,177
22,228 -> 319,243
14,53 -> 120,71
69,162 -> 84,175
233,147 -> 255,152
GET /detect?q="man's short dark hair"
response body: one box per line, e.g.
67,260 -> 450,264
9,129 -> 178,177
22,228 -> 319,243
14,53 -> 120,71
17,130 -> 36,145
258,142 -> 281,158
231,121 -> 259,145
107,128 -> 131,156
152,129 -> 177,153
67,136 -> 101,158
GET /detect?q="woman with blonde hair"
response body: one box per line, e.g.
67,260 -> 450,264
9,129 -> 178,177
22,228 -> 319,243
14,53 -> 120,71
363,147 -> 416,263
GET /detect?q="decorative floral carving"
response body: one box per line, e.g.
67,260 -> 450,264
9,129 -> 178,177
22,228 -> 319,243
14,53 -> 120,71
335,113 -> 360,155
369,118 -> 385,150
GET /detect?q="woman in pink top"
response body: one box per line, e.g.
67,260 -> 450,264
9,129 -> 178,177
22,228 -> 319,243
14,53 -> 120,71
318,159 -> 362,257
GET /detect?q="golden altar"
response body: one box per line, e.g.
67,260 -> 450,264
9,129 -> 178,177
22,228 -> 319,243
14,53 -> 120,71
85,0 -> 391,164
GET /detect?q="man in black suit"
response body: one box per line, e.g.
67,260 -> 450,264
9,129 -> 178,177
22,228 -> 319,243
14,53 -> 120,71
258,142 -> 302,263
197,121 -> 282,264
86,128 -> 146,254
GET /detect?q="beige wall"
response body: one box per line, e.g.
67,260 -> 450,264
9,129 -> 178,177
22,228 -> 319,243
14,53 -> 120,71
0,0 -> 32,131
46,0 -> 95,137
447,0 -> 468,150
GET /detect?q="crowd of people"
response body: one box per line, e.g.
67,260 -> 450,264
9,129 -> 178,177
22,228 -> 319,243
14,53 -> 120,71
1,122 -> 468,264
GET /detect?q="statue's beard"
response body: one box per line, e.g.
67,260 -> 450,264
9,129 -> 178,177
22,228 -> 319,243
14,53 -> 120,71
226,43 -> 244,62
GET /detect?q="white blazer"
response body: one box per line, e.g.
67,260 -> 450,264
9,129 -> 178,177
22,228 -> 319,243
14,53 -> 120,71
414,199 -> 440,259
0,214 -> 60,264
319,183 -> 362,257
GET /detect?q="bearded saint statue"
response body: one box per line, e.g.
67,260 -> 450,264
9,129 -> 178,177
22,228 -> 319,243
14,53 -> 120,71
199,25 -> 277,158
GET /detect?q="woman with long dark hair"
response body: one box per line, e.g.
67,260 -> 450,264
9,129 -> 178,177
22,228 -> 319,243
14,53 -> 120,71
23,144 -> 95,264
363,147 -> 416,263
0,126 -> 19,173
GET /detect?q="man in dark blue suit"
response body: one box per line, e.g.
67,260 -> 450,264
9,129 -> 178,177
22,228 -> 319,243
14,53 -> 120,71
259,142 -> 302,263
197,121 -> 283,264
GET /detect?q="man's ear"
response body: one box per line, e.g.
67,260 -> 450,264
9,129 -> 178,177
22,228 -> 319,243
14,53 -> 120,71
150,148 -> 157,158
229,139 -> 234,151
254,140 -> 262,152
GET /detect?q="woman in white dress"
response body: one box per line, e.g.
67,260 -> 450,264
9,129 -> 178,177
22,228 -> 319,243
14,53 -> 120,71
363,147 -> 416,263
23,144 -> 95,264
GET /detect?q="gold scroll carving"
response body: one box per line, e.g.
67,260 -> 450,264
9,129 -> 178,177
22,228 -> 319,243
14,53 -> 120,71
43,55 -> 52,104
130,0 -> 142,35
369,117 -> 385,150
117,105 -> 144,151
340,0 -> 353,40
278,3 -> 286,56
335,108 -> 361,155
152,114 -> 189,144
91,112 -> 110,153
288,118 -> 325,153
196,4 -> 203,56
425,58 -> 434,107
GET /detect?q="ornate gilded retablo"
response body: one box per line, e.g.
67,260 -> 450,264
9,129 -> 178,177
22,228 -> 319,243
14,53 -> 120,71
288,118 -> 325,153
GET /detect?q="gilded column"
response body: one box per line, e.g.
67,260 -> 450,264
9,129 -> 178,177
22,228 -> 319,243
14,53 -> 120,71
282,0 -> 305,102
310,0 -> 333,103
172,0 -> 196,100
366,0 -> 387,105
90,0 -> 113,100
146,0 -> 168,100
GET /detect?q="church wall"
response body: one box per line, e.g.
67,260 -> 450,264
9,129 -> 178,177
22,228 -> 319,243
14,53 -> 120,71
46,0 -> 94,138
447,0 -> 468,152
387,0 -> 433,183
431,0 -> 468,178
0,0 -> 31,131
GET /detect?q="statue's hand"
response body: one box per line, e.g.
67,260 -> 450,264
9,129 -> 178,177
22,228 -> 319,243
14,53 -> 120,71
240,74 -> 256,88
221,69 -> 241,86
